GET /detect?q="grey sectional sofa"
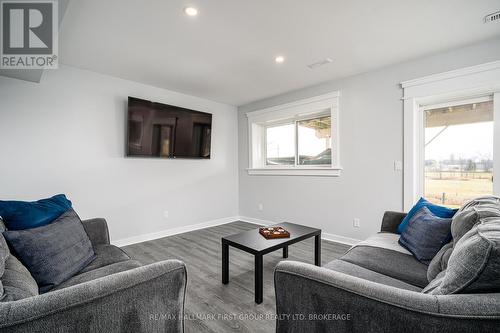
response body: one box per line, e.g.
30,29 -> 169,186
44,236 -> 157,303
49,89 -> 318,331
275,211 -> 500,333
0,218 -> 187,333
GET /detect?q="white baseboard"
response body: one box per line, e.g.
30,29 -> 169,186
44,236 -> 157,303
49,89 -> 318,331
322,232 -> 360,246
112,215 -> 362,247
237,216 -> 273,226
112,216 -> 240,247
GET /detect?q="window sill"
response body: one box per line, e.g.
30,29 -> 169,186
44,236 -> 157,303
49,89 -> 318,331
247,167 -> 342,177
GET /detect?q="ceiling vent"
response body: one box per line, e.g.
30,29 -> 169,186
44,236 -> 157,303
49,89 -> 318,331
307,58 -> 333,70
484,11 -> 500,23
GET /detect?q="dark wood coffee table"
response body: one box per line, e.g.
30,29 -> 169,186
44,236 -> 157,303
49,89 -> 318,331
221,222 -> 321,304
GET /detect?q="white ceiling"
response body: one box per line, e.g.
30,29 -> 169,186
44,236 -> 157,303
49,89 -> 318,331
59,0 -> 500,106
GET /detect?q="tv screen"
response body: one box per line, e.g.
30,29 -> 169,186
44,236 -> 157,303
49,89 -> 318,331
127,97 -> 212,159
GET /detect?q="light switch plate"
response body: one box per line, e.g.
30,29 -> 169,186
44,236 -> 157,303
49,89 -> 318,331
394,160 -> 403,171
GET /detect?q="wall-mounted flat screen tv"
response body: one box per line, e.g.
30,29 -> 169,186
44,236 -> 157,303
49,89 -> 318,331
127,97 -> 212,159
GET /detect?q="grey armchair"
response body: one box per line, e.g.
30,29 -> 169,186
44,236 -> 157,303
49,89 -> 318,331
0,218 -> 187,333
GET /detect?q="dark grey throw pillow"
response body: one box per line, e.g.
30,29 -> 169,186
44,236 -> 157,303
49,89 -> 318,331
399,206 -> 452,265
3,209 -> 95,293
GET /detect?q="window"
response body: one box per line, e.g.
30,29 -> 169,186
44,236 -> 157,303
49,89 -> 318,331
266,123 -> 295,165
298,116 -> 332,166
423,98 -> 494,207
264,116 -> 332,166
247,92 -> 340,176
402,61 -> 500,211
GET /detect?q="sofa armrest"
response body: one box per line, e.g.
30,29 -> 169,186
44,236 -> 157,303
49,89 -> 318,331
82,218 -> 110,246
274,261 -> 500,333
380,211 -> 407,233
0,260 -> 187,333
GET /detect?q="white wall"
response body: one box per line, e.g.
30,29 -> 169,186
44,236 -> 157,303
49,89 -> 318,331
2,37 -> 500,246
0,66 -> 239,242
238,37 -> 500,241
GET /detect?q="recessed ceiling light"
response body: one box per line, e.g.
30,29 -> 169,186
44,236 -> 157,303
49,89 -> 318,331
184,7 -> 198,16
275,56 -> 285,64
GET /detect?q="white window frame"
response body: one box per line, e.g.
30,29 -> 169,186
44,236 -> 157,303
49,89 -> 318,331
401,60 -> 500,211
246,91 -> 341,176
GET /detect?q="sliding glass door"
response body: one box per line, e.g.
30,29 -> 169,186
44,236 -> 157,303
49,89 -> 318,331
422,97 -> 495,207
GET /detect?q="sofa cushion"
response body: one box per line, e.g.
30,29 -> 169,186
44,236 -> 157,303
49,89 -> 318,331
341,245 -> 429,288
0,217 -> 6,233
0,194 -> 72,230
79,244 -> 130,274
425,215 -> 500,295
325,259 -> 422,292
3,209 -> 96,293
451,196 -> 500,244
1,255 -> 39,301
397,197 -> 457,234
354,232 -> 411,255
0,234 -> 9,298
424,196 -> 500,284
422,270 -> 446,294
398,206 -> 452,265
427,242 -> 453,282
52,259 -> 142,291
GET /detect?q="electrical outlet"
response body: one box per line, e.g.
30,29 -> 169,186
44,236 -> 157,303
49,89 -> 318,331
163,211 -> 169,219
353,218 -> 360,228
258,203 -> 264,211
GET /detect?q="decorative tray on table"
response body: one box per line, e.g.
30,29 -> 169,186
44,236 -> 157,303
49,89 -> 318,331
259,226 -> 290,239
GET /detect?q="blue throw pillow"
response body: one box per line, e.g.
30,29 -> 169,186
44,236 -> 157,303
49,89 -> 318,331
3,209 -> 95,293
397,197 -> 457,234
398,206 -> 452,265
0,194 -> 72,230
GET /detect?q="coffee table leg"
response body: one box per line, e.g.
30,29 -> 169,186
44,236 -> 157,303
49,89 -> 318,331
314,234 -> 321,266
255,254 -> 263,304
222,241 -> 229,284
283,246 -> 288,258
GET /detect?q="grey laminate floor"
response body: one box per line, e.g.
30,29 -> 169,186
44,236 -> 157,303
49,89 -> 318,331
122,221 -> 349,333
